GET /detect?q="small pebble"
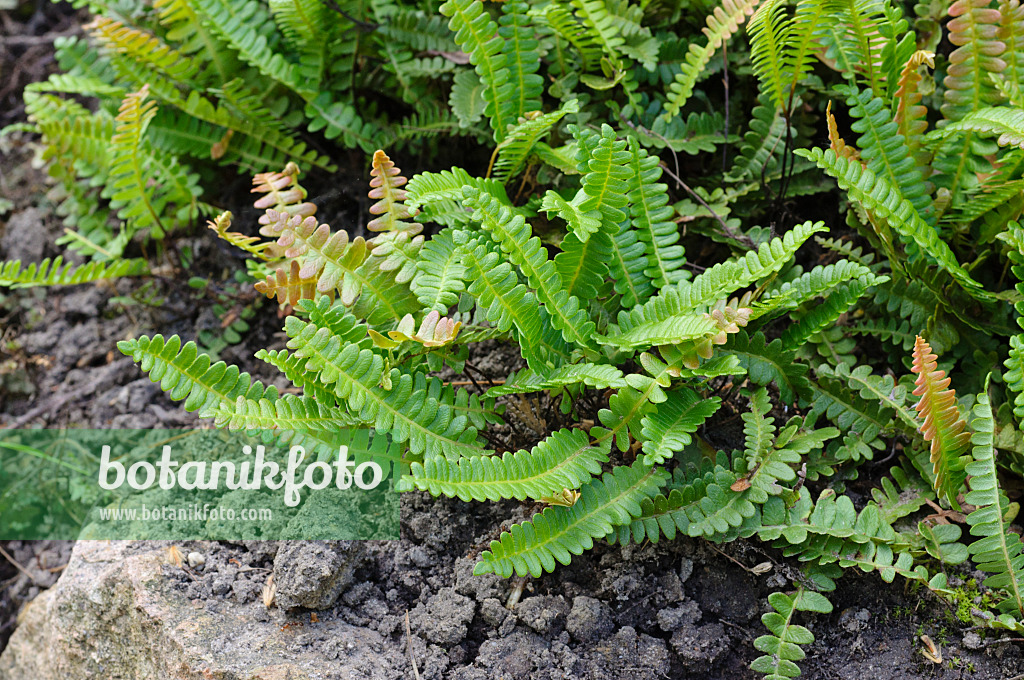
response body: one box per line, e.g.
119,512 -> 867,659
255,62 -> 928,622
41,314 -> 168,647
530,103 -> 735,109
187,552 -> 206,568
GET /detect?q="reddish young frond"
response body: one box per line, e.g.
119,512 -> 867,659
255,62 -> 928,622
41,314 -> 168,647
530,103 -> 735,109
911,335 -> 971,507
252,162 -> 317,217
367,150 -> 421,235
254,260 -> 321,308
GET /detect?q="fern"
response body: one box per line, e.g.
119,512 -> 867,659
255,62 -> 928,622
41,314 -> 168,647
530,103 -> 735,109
639,388 -> 722,465
406,428 -> 610,501
0,257 -> 148,288
663,0 -> 763,118
626,137 -> 688,290
751,587 -> 832,680
797,147 -> 989,300
441,0 -> 514,141
485,363 -> 627,397
411,229 -> 467,313
498,1 -> 543,122
964,385 -> 1024,617
911,336 -> 971,507
464,188 -> 597,349
473,461 -> 668,577
729,331 -> 812,404
367,150 -> 420,234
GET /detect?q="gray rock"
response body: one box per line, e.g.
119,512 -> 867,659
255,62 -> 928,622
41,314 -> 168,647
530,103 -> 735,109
566,595 -> 614,643
1,207 -> 47,263
656,600 -> 701,632
516,595 -> 569,635
0,541 -> 388,680
272,541 -> 364,610
670,622 -> 730,671
410,587 -> 476,646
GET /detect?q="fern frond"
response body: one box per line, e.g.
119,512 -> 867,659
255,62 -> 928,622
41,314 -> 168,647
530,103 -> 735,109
780,277 -> 880,350
254,260 -> 320,307
461,238 -> 563,372
86,16 -> 197,82
464,187 -> 597,349
847,87 -> 933,223
411,229 -> 466,313
473,461 -> 668,577
663,0 -> 762,118
934,105 -> 1024,150
894,50 -> 934,169
491,100 -> 580,183
406,167 -> 513,227
639,388 -> 722,465
964,385 -> 1024,617
751,588 -> 832,680
154,0 -> 237,81
0,257 -> 148,288
728,331 -> 811,404
611,221 -> 827,347
796,147 -> 989,299
485,363 -> 627,397
911,336 -> 971,507
747,0 -> 790,111
268,0 -> 331,87
553,230 -> 612,300
284,314 -> 483,458
498,1 -> 543,122
728,96 -> 787,181
943,0 -> 1006,124
575,124 -> 632,237
626,137 -> 687,290
407,428 -> 609,501
441,0 -> 513,141
367,149 -> 420,234
118,334 -> 277,415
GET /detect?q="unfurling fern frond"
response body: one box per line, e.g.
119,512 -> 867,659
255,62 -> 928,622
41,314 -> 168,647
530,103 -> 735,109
0,257 -> 149,288
367,149 -> 420,234
911,336 -> 970,507
964,385 -> 1024,618
663,0 -> 763,118
406,428 -> 610,501
473,461 -> 668,577
207,211 -> 274,260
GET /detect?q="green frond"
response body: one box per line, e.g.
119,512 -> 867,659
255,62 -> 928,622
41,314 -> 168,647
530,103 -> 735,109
406,167 -> 513,227
809,364 -> 896,457
611,221 -> 827,347
491,100 -> 580,183
284,314 -> 484,459
464,187 -> 597,349
541,2 -> 603,71
441,0 -> 513,141
153,0 -> 237,81
964,385 -> 1024,617
411,229 -> 467,313
87,16 -> 197,82
305,92 -> 380,152
663,0 -> 762,118
764,259 -> 881,309
461,238 -> 565,372
747,0 -> 790,111
485,363 -> 627,397
797,147 -> 990,300
569,0 -> 626,69
254,260 -> 320,307
847,87 -> 933,224
553,230 -> 612,300
607,216 -> 657,309
268,0 -> 331,87
626,137 -> 687,290
541,190 -> 602,241
499,1 -> 544,121
818,362 -> 918,432
751,587 -> 832,680
0,257 -> 148,288
728,96 -> 788,182
574,124 -> 632,238
728,330 -> 811,404
932,106 -> 1024,150
780,277 -> 881,350
117,334 -> 278,416
1004,334 -> 1024,418
870,463 -> 933,524
473,461 -> 668,577
639,388 -> 721,465
406,428 -> 610,501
